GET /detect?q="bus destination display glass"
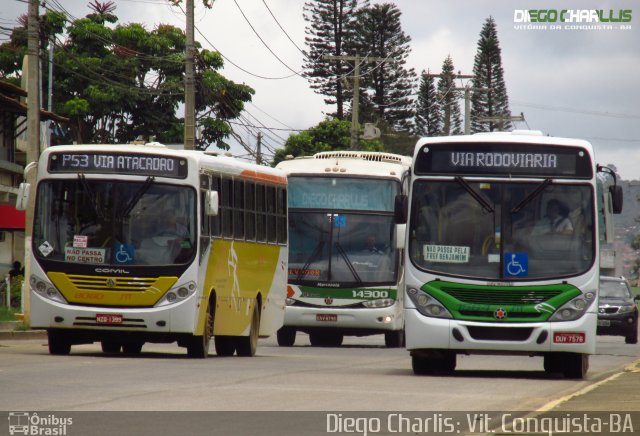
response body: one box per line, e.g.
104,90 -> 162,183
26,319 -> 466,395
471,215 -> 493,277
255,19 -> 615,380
415,143 -> 593,178
48,152 -> 188,179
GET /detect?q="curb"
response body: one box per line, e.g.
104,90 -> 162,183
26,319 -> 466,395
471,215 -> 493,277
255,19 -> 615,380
0,329 -> 47,340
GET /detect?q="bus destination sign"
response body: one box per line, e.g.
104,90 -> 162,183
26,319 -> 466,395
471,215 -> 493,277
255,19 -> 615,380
48,152 -> 188,179
415,143 -> 592,178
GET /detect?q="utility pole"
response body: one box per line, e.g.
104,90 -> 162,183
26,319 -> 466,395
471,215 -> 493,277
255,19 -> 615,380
322,54 -> 387,150
256,132 -> 262,165
184,0 -> 196,150
426,73 -> 474,136
24,0 -> 41,323
457,85 -> 489,135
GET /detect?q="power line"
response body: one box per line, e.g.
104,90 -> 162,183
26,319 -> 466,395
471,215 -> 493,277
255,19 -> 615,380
512,100 -> 640,120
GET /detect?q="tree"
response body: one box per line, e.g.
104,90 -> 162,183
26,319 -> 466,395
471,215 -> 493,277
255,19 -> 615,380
0,1 -> 252,149
352,3 -> 416,131
470,16 -> 511,133
437,55 -> 463,136
271,118 -> 383,166
302,0 -> 366,120
414,70 -> 441,137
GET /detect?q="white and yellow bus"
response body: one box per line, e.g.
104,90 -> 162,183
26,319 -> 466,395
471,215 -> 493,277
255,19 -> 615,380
275,151 -> 411,347
403,131 -> 622,378
18,143 -> 288,357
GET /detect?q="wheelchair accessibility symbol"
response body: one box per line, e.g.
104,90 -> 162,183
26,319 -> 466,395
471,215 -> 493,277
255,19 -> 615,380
504,252 -> 528,277
113,243 -> 135,264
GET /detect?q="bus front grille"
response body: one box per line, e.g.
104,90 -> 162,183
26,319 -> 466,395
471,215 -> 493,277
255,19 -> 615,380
63,274 -> 161,292
442,288 -> 562,305
466,326 -> 533,341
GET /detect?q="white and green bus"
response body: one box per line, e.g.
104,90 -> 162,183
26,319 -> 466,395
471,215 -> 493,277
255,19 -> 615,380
18,143 -> 288,357
403,131 -> 622,378
275,151 -> 411,347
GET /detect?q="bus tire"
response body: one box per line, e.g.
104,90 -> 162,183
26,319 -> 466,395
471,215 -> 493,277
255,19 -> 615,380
48,330 -> 71,355
543,353 -> 563,374
385,329 -> 405,348
563,353 -> 589,379
101,341 -> 122,353
187,299 -> 214,358
277,327 -> 296,347
122,342 -> 144,355
412,351 -> 455,375
412,355 -> 433,375
214,336 -> 236,356
236,303 -> 260,357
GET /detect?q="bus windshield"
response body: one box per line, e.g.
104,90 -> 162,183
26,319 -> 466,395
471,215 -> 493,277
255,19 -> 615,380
33,179 -> 196,266
409,180 -> 594,280
289,212 -> 398,285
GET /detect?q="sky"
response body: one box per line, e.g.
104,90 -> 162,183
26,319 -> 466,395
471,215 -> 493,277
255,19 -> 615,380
2,0 -> 640,179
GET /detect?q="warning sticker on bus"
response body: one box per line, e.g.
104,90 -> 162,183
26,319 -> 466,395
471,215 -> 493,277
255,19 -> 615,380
424,245 -> 470,263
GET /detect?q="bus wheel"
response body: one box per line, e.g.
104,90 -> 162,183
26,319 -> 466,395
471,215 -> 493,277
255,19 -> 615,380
562,353 -> 589,379
101,341 -> 122,353
187,300 -> 214,358
236,303 -> 260,357
412,351 -> 456,375
385,329 -> 405,348
277,327 -> 296,347
122,342 -> 144,355
48,330 -> 71,355
412,355 -> 433,375
214,336 -> 236,356
309,332 -> 343,347
543,353 -> 563,374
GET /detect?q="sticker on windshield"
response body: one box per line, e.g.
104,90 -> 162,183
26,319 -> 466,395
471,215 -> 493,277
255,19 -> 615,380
38,241 -> 54,257
113,243 -> 135,264
333,215 -> 346,228
65,247 -> 106,264
504,252 -> 528,277
424,245 -> 470,263
73,235 -> 88,248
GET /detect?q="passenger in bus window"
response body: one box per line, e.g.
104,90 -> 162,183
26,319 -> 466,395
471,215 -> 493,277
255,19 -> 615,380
532,199 -> 573,236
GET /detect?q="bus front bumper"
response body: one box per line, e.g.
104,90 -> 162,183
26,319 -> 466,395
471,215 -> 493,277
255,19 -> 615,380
284,303 -> 403,333
404,308 -> 597,355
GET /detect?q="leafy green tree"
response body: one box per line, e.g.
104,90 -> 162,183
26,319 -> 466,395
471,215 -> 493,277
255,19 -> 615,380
352,3 -> 416,131
303,0 -> 367,120
272,118 -> 383,166
470,16 -> 511,133
437,55 -> 463,135
414,71 -> 441,137
0,1 -> 251,149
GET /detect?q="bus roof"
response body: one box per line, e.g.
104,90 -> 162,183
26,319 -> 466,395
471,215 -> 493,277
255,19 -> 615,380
39,143 -> 287,185
276,150 -> 411,179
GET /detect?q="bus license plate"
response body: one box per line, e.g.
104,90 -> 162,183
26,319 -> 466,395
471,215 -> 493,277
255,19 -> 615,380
316,314 -> 337,322
96,313 -> 123,324
553,332 -> 585,344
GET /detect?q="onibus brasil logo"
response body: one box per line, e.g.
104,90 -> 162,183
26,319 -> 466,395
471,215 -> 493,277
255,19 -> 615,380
8,412 -> 73,435
514,9 -> 632,30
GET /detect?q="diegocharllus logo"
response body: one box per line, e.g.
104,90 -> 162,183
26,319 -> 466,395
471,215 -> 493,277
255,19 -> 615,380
8,412 -> 73,435
494,307 -> 507,320
514,9 -> 632,31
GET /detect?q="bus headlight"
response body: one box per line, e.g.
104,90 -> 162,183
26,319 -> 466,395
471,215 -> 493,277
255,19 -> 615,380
155,281 -> 197,307
30,275 -> 67,304
362,298 -> 395,308
549,292 -> 595,322
406,287 -> 452,319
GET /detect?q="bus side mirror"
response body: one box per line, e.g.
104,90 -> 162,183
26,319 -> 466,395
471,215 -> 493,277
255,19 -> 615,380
610,185 -> 623,214
395,224 -> 406,250
394,194 -> 408,224
206,191 -> 219,216
15,183 -> 30,211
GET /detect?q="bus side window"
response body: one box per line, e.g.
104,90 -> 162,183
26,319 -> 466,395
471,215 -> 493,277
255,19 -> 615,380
210,176 -> 221,237
266,186 -> 277,243
221,177 -> 233,238
234,179 -> 245,239
277,187 -> 287,244
256,184 -> 266,242
245,182 -> 256,241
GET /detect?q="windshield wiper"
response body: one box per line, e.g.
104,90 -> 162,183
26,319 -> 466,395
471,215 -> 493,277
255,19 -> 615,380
120,176 -> 155,219
510,178 -> 552,214
334,242 -> 363,284
297,240 -> 325,281
78,174 -> 105,220
454,176 -> 494,214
